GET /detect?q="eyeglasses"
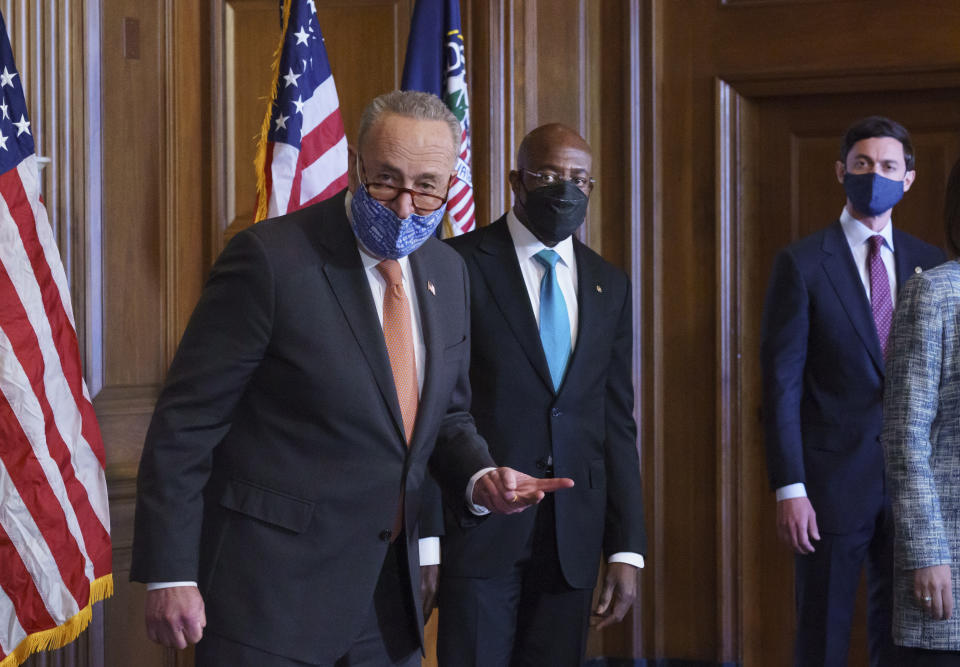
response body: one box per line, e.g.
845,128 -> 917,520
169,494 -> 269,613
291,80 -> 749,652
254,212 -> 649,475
521,168 -> 595,191
358,157 -> 451,213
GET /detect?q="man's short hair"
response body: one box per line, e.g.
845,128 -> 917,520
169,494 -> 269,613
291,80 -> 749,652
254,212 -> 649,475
839,116 -> 915,171
357,90 -> 460,159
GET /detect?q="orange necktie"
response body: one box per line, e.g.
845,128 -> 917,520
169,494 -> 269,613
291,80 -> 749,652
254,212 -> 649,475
376,259 -> 418,444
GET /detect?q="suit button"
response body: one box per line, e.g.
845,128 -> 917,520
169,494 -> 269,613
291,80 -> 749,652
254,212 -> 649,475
551,408 -> 562,417
379,530 -> 392,542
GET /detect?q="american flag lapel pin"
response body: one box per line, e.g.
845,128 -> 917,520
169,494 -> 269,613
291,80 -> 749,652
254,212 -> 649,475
596,284 -> 603,293
914,266 -> 922,274
427,280 -> 436,295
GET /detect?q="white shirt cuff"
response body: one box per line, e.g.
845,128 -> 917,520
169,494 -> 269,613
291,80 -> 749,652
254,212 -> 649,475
776,483 -> 807,501
465,467 -> 498,515
608,552 -> 645,568
418,537 -> 440,566
146,581 -> 198,591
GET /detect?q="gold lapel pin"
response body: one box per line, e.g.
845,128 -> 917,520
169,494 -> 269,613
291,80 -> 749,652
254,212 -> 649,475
596,284 -> 603,293
427,280 -> 436,295
914,266 -> 922,274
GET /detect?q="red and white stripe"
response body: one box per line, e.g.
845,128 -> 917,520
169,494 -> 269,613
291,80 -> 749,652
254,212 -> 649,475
446,126 -> 475,236
0,155 -> 111,661
264,74 -> 348,219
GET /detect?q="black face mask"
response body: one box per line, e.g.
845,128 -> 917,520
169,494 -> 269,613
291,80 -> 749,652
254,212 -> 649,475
521,181 -> 589,245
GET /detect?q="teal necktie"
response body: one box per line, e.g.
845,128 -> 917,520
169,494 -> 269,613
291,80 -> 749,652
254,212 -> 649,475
534,249 -> 571,390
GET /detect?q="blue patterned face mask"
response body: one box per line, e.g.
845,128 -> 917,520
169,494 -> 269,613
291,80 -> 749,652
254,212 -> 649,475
843,172 -> 905,217
350,182 -> 446,259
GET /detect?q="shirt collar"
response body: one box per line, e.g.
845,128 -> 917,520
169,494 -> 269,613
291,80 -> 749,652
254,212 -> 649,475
839,207 -> 895,252
505,209 -> 576,267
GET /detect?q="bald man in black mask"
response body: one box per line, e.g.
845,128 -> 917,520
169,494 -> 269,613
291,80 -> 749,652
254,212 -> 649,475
436,124 -> 648,666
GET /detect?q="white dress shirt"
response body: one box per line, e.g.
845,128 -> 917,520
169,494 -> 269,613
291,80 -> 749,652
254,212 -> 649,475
776,207 -> 897,503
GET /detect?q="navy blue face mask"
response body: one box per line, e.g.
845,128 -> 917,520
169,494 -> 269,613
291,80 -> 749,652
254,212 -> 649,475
843,172 -> 905,217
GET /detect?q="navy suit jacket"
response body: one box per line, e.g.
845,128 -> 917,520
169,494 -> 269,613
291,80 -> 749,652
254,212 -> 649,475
761,219 -> 944,534
130,191 -> 495,664
441,217 -> 647,589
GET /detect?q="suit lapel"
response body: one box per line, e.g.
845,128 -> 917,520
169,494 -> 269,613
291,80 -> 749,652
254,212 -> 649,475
317,209 -> 407,444
564,240 -> 601,390
892,229 -> 921,293
408,245 -> 446,454
820,221 -> 885,373
475,219 -> 555,391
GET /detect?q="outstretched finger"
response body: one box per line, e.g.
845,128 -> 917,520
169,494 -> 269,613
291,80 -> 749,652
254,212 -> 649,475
533,477 -> 575,493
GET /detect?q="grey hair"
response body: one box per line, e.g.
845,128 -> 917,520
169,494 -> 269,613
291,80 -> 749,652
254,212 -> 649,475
357,90 -> 461,159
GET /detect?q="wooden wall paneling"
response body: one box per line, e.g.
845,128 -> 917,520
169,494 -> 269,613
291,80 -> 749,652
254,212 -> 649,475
656,2 -> 721,660
166,0 -> 209,351
98,0 -> 165,398
715,78 -> 749,665
629,0 -> 659,659
99,0 -> 167,660
94,0 -> 212,664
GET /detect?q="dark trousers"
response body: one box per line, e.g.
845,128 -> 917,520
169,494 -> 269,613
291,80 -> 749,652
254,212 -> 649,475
793,504 -> 901,667
195,539 -> 419,667
437,497 -> 594,667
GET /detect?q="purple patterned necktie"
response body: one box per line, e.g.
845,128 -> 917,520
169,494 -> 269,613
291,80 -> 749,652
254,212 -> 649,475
868,235 -> 893,356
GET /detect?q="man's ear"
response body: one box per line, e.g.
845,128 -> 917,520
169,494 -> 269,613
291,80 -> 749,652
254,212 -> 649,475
903,169 -> 917,192
508,170 -> 522,199
347,145 -> 358,193
835,160 -> 846,185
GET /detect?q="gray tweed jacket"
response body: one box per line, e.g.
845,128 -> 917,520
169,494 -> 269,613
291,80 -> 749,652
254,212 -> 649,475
882,258 -> 960,650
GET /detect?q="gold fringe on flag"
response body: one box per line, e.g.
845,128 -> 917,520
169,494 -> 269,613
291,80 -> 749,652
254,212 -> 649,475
0,574 -> 114,667
253,0 -> 294,223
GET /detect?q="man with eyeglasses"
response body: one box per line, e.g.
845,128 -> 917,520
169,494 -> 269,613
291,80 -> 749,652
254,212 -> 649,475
435,123 -> 648,666
129,91 -> 573,667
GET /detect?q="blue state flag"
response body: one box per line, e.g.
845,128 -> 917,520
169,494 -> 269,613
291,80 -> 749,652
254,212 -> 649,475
402,0 -> 476,236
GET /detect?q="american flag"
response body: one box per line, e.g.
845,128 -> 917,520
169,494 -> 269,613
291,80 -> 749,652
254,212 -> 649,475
402,0 -> 476,236
254,0 -> 348,222
0,10 -> 112,667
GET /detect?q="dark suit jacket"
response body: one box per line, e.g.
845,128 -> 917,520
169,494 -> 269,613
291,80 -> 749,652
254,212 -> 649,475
130,191 -> 495,664
761,220 -> 944,534
440,217 -> 647,589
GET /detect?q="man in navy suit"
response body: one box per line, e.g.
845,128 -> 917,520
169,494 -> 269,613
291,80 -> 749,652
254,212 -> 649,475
436,124 -> 648,666
130,91 -> 572,667
762,116 -> 946,666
